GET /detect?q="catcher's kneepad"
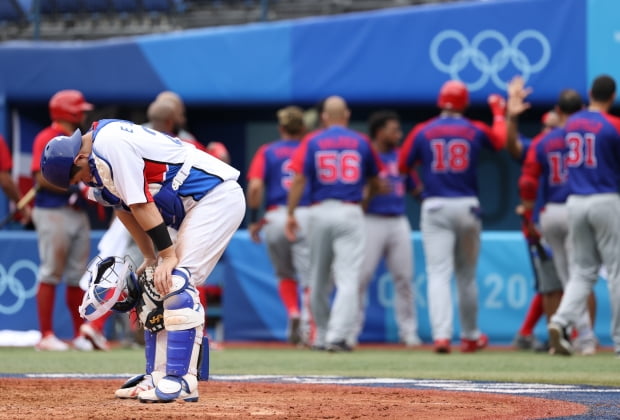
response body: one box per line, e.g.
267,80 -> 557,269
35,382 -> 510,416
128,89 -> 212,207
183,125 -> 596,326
163,268 -> 204,331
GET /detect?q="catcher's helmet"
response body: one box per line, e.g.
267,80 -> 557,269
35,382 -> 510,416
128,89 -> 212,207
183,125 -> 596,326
49,89 -> 93,124
437,80 -> 469,111
40,128 -> 83,189
79,256 -> 141,321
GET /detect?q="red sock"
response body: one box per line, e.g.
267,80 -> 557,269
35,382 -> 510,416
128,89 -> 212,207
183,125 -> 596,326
37,283 -> 56,337
66,286 -> 85,337
278,278 -> 300,318
90,312 -> 109,333
519,293 -> 544,336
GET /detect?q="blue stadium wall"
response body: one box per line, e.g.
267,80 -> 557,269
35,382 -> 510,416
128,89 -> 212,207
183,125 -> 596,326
0,0 -> 618,343
0,230 -> 614,346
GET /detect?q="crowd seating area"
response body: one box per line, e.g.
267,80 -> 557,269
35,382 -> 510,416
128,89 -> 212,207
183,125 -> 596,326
0,0 -> 459,41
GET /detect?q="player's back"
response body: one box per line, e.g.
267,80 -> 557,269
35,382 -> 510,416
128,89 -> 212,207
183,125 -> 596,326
400,116 -> 493,198
294,125 -> 378,203
262,139 -> 307,207
565,110 -> 620,195
532,127 -> 570,204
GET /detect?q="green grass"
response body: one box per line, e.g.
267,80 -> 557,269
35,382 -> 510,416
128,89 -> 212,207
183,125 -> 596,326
1,345 -> 619,387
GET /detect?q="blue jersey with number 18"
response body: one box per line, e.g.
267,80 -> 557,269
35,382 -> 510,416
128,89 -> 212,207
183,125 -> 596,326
399,116 -> 504,198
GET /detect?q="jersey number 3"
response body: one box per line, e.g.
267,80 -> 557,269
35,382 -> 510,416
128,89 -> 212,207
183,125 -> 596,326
430,139 -> 470,172
316,151 -> 361,184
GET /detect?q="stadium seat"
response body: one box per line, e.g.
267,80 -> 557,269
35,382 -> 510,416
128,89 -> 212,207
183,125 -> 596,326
0,2 -> 23,23
55,0 -> 82,14
142,0 -> 173,13
111,0 -> 140,13
84,0 -> 112,14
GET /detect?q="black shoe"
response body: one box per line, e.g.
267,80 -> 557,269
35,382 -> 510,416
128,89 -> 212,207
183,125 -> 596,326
326,340 -> 353,353
548,322 -> 573,355
533,340 -> 550,353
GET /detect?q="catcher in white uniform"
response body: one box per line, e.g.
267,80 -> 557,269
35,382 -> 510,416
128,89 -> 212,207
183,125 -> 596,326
40,119 -> 245,403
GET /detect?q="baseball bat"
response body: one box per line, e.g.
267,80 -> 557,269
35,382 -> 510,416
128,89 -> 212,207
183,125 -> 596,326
0,186 -> 37,228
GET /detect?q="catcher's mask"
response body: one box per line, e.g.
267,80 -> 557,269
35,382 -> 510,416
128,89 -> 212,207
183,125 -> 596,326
79,255 -> 141,321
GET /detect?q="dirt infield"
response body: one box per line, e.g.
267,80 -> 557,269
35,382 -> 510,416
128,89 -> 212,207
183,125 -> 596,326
0,378 -> 587,419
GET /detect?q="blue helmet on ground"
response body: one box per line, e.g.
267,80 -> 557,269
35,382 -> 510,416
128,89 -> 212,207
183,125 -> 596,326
40,128 -> 83,189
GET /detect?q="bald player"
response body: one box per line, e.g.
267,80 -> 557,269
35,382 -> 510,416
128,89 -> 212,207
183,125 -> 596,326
285,96 -> 383,352
146,91 -> 204,151
398,80 -> 506,354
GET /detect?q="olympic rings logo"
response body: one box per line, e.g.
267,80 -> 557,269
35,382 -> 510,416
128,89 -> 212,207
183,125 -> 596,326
429,29 -> 551,91
0,260 -> 39,315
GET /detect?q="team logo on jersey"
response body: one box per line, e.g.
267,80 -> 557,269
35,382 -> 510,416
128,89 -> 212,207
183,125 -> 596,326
429,29 -> 551,91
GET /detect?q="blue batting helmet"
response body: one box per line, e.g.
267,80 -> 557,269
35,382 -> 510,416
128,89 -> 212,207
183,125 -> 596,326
40,128 -> 83,189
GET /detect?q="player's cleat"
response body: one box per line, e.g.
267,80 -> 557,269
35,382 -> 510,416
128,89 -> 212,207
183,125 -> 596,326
403,335 -> 423,347
574,335 -> 597,356
287,316 -> 302,345
138,376 -> 198,403
326,340 -> 353,353
548,322 -> 573,356
35,334 -> 69,351
72,335 -> 94,351
533,340 -> 550,353
115,374 -> 154,399
461,333 -> 488,353
512,333 -> 541,351
433,339 -> 451,354
80,323 -> 110,351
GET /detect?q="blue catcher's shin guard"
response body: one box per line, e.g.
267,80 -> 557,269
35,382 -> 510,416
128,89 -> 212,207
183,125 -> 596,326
144,329 -> 157,375
198,336 -> 209,381
166,329 -> 196,376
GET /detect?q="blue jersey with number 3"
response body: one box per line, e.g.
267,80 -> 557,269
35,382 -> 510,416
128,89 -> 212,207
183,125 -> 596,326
565,110 -> 620,195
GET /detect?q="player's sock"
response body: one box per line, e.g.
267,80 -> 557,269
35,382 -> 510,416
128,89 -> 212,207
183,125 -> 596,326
37,283 -> 56,337
519,293 -> 543,336
66,285 -> 85,337
278,278 -> 300,317
90,312 -> 109,333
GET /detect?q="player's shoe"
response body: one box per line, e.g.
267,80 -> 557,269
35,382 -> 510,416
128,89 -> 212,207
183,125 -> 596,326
115,374 -> 154,399
80,323 -> 110,351
287,316 -> 302,345
326,340 -> 353,352
433,339 -> 451,354
573,335 -> 597,356
403,335 -> 423,348
512,333 -> 537,350
35,334 -> 69,351
548,322 -> 573,356
138,375 -> 199,403
460,333 -> 489,353
72,335 -> 94,351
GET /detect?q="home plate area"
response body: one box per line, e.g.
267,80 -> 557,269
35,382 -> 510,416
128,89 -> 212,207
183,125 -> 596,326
0,373 -> 618,419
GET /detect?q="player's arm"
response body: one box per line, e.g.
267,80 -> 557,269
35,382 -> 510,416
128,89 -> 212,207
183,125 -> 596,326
0,170 -> 21,204
125,202 -> 177,296
486,93 -> 507,149
285,172 -> 306,241
505,75 -> 532,159
246,178 -> 265,243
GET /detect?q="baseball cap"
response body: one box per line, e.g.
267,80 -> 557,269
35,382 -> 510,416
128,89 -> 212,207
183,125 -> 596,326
277,106 -> 304,134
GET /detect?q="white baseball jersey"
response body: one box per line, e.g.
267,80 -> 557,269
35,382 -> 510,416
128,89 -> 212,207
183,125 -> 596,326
88,119 -> 239,211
